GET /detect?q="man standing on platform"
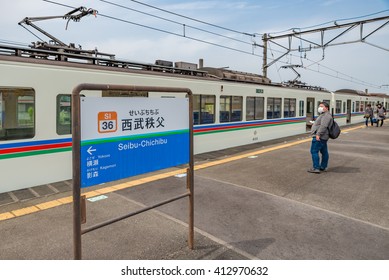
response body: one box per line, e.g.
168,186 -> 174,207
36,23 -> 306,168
308,101 -> 332,174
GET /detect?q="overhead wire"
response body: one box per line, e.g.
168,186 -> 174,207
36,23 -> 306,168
42,0 -> 261,57
303,57 -> 382,88
98,13 -> 261,57
117,0 -> 255,37
98,0 -> 253,46
271,52 -> 384,89
0,39 -> 30,47
40,0 -> 385,89
303,66 -> 382,88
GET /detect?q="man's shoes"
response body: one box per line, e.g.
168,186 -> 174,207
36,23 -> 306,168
307,168 -> 321,174
320,168 -> 327,172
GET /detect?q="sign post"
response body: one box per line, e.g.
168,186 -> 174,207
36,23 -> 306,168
72,84 -> 194,260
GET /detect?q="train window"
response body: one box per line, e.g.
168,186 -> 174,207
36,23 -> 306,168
336,100 -> 342,114
57,94 -> 71,135
307,99 -> 314,114
355,101 -> 360,112
220,96 -> 230,122
343,102 -> 346,113
193,94 -> 215,125
55,91 -> 150,135
246,97 -> 264,121
254,97 -> 264,120
0,87 -> 35,141
284,98 -> 296,118
232,96 -> 242,121
267,97 -> 281,119
359,101 -> 364,112
299,100 -> 304,116
220,95 -> 242,122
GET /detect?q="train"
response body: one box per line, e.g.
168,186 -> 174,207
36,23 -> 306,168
0,42 -> 387,193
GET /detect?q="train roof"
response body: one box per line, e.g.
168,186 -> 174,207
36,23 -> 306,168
200,66 -> 271,84
0,42 -> 209,77
335,88 -> 389,97
0,42 -> 330,93
2,42 -> 386,96
0,42 -> 306,90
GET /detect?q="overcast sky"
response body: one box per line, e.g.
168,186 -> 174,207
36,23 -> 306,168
1,0 -> 389,93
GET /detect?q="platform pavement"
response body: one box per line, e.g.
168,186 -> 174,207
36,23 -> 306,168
0,123 -> 388,259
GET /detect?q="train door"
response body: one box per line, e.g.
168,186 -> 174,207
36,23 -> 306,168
346,99 -> 351,123
306,97 -> 315,130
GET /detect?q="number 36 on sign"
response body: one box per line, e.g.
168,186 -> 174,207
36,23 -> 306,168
98,111 -> 117,133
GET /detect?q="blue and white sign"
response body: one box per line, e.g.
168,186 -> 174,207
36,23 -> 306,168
80,97 -> 189,188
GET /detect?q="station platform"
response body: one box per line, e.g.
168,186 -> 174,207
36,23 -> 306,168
0,123 -> 388,260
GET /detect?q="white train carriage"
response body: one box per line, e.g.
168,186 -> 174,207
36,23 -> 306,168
0,44 -> 387,193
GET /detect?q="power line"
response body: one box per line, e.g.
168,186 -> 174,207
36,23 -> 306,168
97,13 -> 261,57
303,66 -> 382,89
42,0 -> 260,56
271,53 -> 384,89
0,39 -> 29,47
118,0 -> 255,37
39,0 -> 386,89
98,0 -> 253,46
104,0 -> 382,86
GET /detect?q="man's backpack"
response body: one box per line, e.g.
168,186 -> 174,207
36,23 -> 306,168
328,117 -> 341,139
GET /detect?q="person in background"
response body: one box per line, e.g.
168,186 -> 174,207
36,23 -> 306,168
364,104 -> 374,126
308,101 -> 332,174
375,103 -> 387,127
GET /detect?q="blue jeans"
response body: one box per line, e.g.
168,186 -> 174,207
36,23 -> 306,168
310,138 -> 329,170
365,117 -> 373,126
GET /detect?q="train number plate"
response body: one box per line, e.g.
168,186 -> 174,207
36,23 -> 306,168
98,111 -> 118,133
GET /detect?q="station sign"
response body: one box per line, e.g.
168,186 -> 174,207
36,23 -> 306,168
80,97 -> 189,187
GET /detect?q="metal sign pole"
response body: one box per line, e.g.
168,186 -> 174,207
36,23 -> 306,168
188,93 -> 194,249
72,84 -> 194,259
71,85 -> 82,260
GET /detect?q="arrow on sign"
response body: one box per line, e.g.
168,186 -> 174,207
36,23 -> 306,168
87,146 -> 96,155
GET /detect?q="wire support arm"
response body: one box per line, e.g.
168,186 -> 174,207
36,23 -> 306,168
18,18 -> 67,46
18,6 -> 98,46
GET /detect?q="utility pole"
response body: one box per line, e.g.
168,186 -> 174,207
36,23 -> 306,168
262,33 -> 268,78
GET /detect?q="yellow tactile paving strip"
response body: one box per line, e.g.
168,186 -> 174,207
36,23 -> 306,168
0,125 -> 363,222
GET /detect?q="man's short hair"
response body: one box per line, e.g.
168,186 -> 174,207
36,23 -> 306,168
320,101 -> 330,109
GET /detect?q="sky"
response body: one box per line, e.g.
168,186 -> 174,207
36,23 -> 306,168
1,0 -> 389,94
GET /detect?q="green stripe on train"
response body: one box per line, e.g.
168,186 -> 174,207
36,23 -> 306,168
0,147 -> 72,160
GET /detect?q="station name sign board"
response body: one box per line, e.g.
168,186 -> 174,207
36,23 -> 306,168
80,97 -> 189,187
